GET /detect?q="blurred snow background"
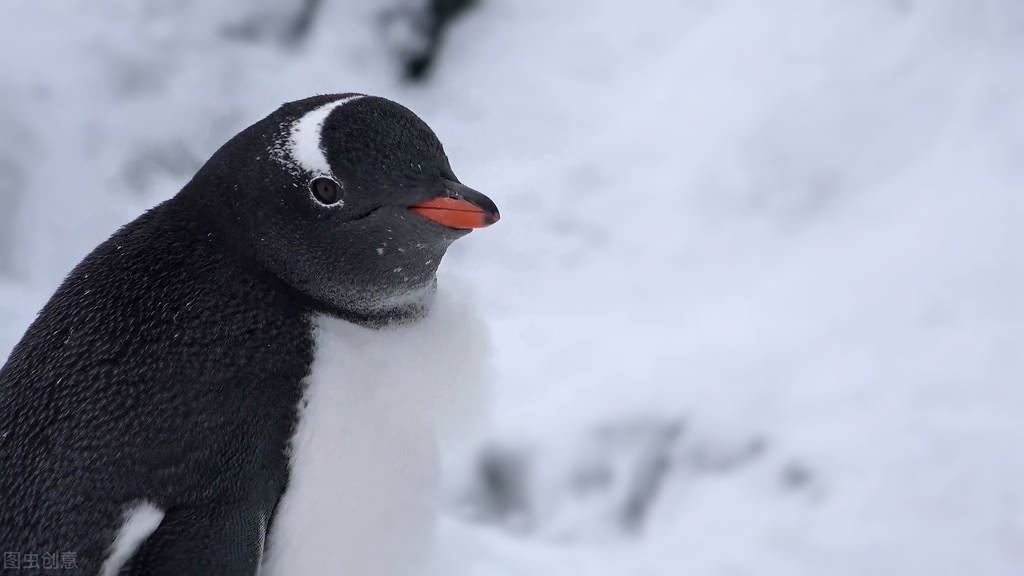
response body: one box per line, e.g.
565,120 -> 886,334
2,0 -> 1023,574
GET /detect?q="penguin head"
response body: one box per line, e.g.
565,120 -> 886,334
192,94 -> 499,323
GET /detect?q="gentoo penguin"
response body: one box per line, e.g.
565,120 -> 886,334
0,93 -> 498,575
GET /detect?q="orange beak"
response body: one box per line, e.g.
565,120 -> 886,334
409,181 -> 500,230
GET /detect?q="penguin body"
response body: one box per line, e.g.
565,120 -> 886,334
0,94 -> 498,575
262,286 -> 489,575
0,204 -> 311,575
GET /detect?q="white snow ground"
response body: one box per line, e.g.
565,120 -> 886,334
1,0 -> 1023,574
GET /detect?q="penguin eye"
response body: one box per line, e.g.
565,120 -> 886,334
310,177 -> 343,206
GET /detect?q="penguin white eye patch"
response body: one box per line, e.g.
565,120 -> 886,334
287,94 -> 365,176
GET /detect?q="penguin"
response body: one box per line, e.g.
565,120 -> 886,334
0,93 -> 499,575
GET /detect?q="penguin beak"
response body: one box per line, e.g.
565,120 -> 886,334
409,180 -> 500,230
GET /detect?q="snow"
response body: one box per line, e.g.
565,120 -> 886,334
1,0 -> 1023,574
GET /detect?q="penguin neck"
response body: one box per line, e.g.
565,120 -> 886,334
317,279 -> 438,329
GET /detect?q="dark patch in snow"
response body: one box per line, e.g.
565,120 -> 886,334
461,444 -> 534,532
222,0 -> 477,80
222,0 -> 324,46
779,460 -> 826,502
683,435 -> 767,474
456,417 -> 778,541
613,420 -> 683,533
0,102 -> 32,278
380,0 -> 479,81
0,156 -> 23,275
122,141 -> 201,195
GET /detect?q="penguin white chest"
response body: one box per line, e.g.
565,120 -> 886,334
261,287 -> 489,576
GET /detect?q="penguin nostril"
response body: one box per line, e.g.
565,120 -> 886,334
310,177 -> 343,206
